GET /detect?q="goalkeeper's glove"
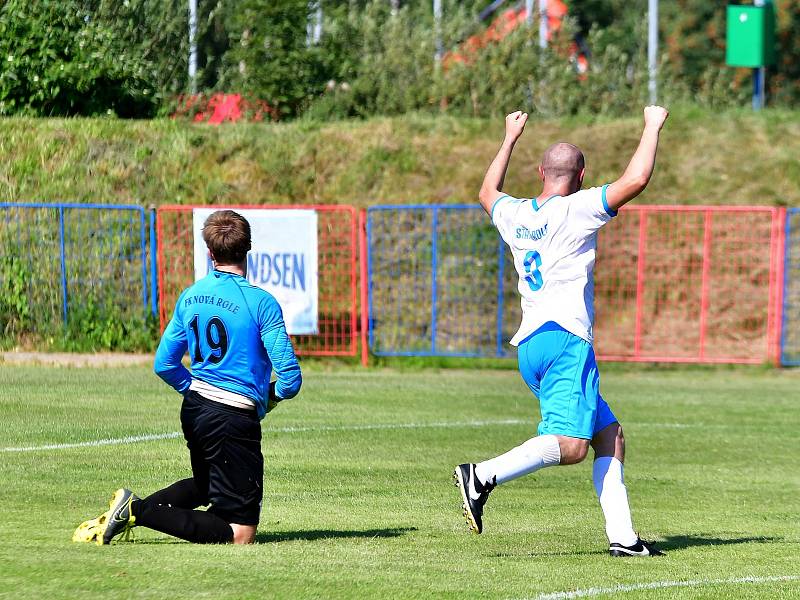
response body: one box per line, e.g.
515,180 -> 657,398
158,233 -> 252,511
266,381 -> 283,414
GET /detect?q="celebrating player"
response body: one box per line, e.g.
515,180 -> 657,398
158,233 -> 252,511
454,106 -> 669,557
74,209 -> 302,545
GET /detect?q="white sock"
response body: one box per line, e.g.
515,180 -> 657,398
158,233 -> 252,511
474,435 -> 561,485
592,456 -> 638,546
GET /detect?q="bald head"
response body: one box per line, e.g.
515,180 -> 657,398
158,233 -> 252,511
541,142 -> 585,182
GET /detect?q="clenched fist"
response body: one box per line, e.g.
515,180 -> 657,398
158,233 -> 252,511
505,110 -> 529,141
644,105 -> 669,131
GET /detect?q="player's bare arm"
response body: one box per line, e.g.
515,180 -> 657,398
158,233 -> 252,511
605,106 -> 669,212
478,111 -> 528,215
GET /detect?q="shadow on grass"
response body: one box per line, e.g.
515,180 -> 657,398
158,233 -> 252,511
492,549 -> 608,558
488,535 -> 780,558
657,535 -> 780,551
109,527 -> 417,545
255,527 -> 417,544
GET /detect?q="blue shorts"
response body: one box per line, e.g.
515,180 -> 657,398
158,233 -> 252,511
517,322 -> 617,440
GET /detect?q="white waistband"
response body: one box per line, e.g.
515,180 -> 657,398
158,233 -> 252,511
189,379 -> 256,411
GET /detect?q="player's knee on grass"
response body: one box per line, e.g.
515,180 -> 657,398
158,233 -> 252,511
231,523 -> 257,544
557,436 -> 590,465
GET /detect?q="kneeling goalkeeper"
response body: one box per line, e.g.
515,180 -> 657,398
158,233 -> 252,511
74,209 -> 302,545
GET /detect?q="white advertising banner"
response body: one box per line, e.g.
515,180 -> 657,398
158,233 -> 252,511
193,208 -> 318,334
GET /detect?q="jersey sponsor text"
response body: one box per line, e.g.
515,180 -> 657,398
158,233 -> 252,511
515,224 -> 548,241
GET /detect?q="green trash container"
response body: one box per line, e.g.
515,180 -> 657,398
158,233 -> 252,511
726,3 -> 776,68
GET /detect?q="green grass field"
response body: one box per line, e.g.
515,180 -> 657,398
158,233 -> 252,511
1,363 -> 799,599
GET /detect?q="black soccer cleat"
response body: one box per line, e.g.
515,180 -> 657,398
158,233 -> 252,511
609,537 -> 665,557
101,488 -> 140,545
453,463 -> 495,534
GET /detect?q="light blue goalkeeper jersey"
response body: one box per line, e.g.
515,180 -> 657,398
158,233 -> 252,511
154,269 -> 302,419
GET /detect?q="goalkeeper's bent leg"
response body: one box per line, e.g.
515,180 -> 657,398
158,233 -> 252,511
130,498 -> 233,544
140,478 -> 207,510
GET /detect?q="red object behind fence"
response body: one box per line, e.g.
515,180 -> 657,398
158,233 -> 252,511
444,1 -> 588,73
594,206 -> 785,364
172,93 -> 278,124
156,204 -> 360,358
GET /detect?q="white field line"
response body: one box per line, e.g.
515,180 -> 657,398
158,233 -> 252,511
0,431 -> 184,452
0,418 -> 529,453
523,575 -> 800,600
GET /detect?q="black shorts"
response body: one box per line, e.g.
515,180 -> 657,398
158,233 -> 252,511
180,390 -> 263,526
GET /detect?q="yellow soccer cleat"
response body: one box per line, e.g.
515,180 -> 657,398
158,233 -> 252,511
73,488 -> 139,546
72,510 -> 110,544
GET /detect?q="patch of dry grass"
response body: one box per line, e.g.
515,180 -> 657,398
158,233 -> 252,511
0,108 -> 798,207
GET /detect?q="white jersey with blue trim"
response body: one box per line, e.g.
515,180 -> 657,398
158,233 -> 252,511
491,184 -> 616,345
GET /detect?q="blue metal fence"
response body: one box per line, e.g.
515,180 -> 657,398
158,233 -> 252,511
367,205 -> 518,357
0,203 -> 156,339
781,208 -> 800,366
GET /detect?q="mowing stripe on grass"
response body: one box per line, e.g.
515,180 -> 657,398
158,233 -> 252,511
525,575 -> 800,600
269,418 -> 528,434
0,418 -> 529,452
0,420 -> 719,453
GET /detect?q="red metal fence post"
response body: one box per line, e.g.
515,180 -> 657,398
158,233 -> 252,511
155,207 -> 168,331
768,207 -> 787,365
348,205 -> 359,358
359,208 -> 369,367
777,206 -> 787,365
698,210 -> 713,360
632,210 -> 648,359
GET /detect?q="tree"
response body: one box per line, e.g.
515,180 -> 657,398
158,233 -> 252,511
0,0 -> 153,116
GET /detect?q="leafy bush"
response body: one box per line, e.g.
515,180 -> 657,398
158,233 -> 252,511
60,296 -> 158,352
0,253 -> 32,338
307,3 -> 443,119
0,0 -> 190,117
0,1 -> 150,116
218,0 -> 326,118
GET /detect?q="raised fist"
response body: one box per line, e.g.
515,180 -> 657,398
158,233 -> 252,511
505,110 -> 529,141
644,105 -> 669,131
